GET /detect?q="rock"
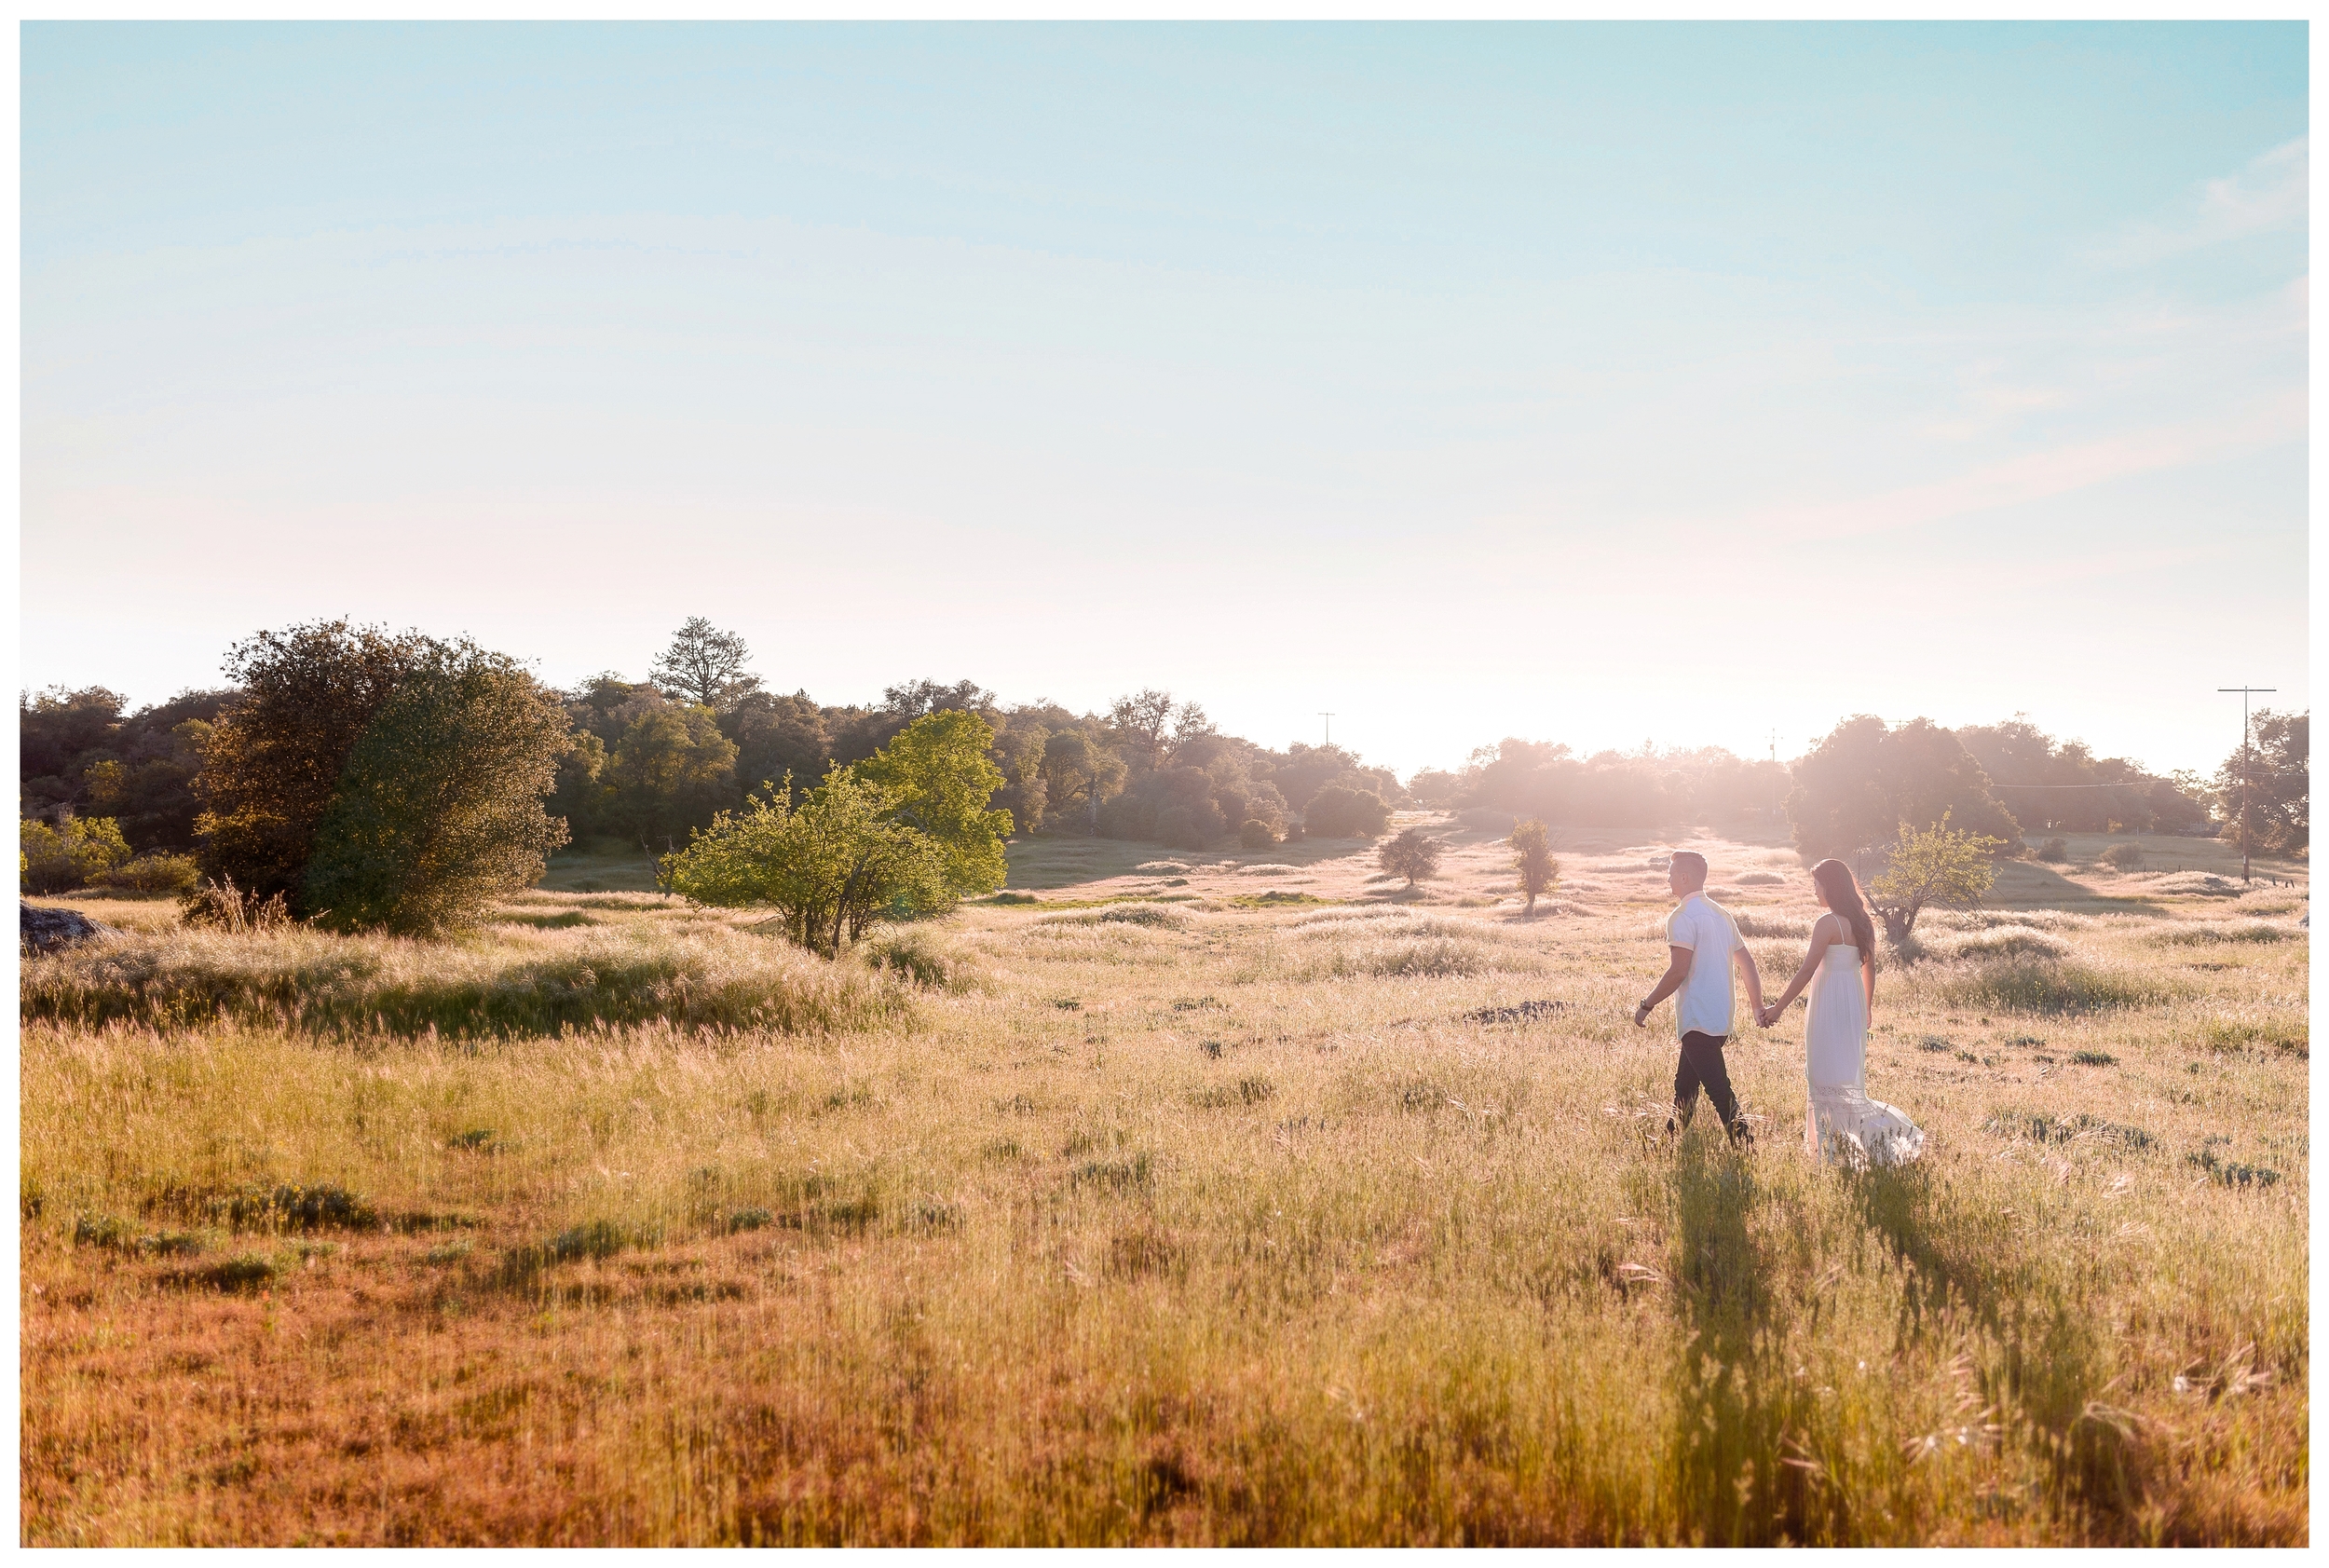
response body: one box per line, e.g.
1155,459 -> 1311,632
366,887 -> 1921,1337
20,901 -> 116,955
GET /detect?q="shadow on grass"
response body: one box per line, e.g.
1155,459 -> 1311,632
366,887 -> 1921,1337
1662,1135 -> 1830,1546
1843,1161 -> 2150,1534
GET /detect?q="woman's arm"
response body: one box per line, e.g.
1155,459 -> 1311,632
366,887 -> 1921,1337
1862,950 -> 1876,1019
1764,914 -> 1836,1017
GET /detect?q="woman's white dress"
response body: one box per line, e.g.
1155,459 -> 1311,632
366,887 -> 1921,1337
1804,940 -> 1925,1166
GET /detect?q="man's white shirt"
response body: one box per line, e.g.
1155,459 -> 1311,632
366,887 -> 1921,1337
1664,892 -> 1742,1040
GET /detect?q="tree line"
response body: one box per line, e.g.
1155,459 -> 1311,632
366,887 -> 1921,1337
20,616 -> 2306,942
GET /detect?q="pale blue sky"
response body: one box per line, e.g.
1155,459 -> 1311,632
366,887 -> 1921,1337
21,23 -> 2308,778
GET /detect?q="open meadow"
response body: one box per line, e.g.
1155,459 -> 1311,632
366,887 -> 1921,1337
20,818 -> 2309,1545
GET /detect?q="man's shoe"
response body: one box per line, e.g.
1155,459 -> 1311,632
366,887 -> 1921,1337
1726,1120 -> 1755,1148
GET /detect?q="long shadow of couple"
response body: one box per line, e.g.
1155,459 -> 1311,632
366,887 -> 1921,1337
1656,1135 -> 2125,1545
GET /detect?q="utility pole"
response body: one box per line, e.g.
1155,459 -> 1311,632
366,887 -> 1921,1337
2217,687 -> 2276,883
1317,712 -> 1336,748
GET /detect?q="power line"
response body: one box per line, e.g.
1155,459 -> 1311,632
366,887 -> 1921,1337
1317,711 -> 1336,747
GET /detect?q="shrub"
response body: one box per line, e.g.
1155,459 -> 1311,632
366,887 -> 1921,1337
664,768 -> 947,956
20,816 -> 132,893
1378,827 -> 1446,887
2036,838 -> 2069,863
94,852 -> 201,896
2100,842 -> 2145,872
1239,819 -> 1277,851
1304,785 -> 1391,839
860,927 -> 981,993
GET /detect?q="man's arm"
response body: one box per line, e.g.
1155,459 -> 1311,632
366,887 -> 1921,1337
1733,943 -> 1765,1017
1633,946 -> 1694,1028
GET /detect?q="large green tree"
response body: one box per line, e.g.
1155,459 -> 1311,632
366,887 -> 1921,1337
854,709 -> 1013,898
193,621 -> 434,913
302,650 -> 572,934
606,704 -> 740,848
1787,716 -> 2023,861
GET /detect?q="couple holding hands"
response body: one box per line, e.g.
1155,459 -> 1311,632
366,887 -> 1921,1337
1630,851 -> 1924,1166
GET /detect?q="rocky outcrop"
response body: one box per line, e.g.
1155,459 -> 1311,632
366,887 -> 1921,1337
20,902 -> 116,955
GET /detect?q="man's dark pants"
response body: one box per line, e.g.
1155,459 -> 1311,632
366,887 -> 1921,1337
1672,1030 -> 1745,1136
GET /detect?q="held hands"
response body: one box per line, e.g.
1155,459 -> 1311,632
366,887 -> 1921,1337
1755,1002 -> 1784,1029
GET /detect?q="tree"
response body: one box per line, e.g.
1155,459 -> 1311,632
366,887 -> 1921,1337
1509,818 -> 1559,912
1863,816 -> 2001,945
1303,784 -> 1392,839
1787,716 -> 2022,862
301,650 -> 572,934
649,618 -> 763,713
663,770 -> 947,956
547,729 -> 613,840
1041,730 -> 1125,832
1105,689 -> 1212,774
606,704 -> 740,847
1378,826 -> 1445,887
193,621 -> 433,914
2213,707 -> 2308,858
881,678 -> 997,719
854,709 -> 1013,902
20,815 -> 132,893
725,690 -> 832,803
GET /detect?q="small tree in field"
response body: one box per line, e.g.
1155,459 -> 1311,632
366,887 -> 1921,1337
663,770 -> 946,956
1509,818 -> 1559,912
1378,826 -> 1445,887
1864,815 -> 2001,944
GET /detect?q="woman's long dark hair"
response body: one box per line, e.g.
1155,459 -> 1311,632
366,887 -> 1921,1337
1810,858 -> 1876,959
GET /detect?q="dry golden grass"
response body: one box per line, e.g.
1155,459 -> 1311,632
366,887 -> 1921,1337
20,821 -> 2308,1544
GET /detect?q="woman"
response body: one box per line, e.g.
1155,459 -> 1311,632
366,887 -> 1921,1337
1756,859 -> 1924,1166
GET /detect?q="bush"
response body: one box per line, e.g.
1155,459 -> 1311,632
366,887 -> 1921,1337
20,816 -> 132,893
1239,819 -> 1277,851
860,927 -> 981,993
663,768 -> 948,956
1378,827 -> 1446,887
2100,842 -> 2145,872
92,852 -> 201,896
1304,785 -> 1391,839
2036,837 -> 2069,863
1154,804 -> 1224,851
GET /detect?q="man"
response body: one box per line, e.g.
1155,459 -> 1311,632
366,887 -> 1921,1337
1632,851 -> 1764,1144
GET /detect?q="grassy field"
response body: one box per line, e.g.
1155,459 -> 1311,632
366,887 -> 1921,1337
20,818 -> 2309,1544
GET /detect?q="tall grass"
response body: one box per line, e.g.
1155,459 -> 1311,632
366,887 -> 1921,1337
20,921 -> 906,1039
19,872 -> 2308,1545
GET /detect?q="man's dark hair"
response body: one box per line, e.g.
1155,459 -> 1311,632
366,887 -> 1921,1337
1670,851 -> 1709,886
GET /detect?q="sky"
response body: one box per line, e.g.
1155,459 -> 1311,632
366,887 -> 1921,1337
20,22 -> 2309,780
